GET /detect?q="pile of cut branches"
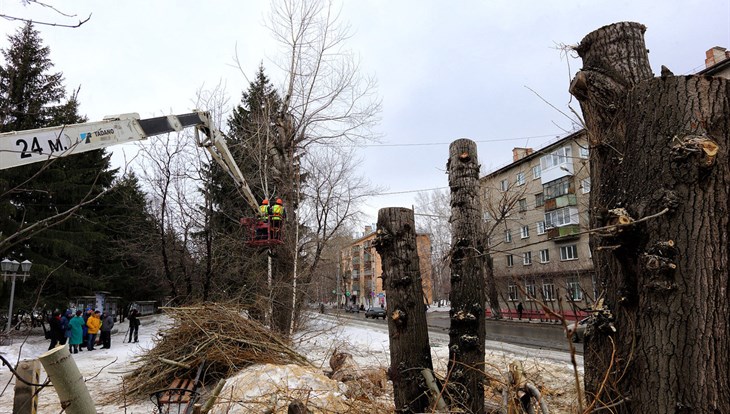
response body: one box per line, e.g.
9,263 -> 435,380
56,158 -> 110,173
115,303 -> 310,401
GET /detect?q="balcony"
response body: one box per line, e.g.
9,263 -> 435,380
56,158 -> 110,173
544,194 -> 577,211
547,224 -> 581,240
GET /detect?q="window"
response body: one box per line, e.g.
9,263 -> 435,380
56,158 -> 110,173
518,198 -> 527,212
539,249 -> 550,263
508,282 -> 519,301
487,236 -> 492,247
581,178 -> 591,194
500,179 -> 509,191
567,277 -> 583,301
543,176 -> 573,200
532,165 -> 541,179
540,146 -> 572,170
544,207 -> 579,228
521,225 -> 529,239
523,251 -> 532,265
506,255 -> 514,267
579,146 -> 589,159
505,230 -> 512,243
535,193 -> 544,207
525,278 -> 536,301
516,172 -> 526,186
542,279 -> 556,301
560,244 -> 578,261
483,210 -> 491,222
536,221 -> 546,235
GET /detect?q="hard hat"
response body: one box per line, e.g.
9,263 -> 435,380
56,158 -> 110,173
262,199 -> 269,205
276,198 -> 283,204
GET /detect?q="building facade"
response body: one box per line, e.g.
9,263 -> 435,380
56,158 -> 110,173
340,226 -> 433,308
480,131 -> 593,321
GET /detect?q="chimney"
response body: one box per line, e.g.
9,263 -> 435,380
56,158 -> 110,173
705,46 -> 728,68
364,225 -> 372,234
512,147 -> 534,162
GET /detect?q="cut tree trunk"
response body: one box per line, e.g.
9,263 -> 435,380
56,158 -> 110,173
570,21 -> 730,413
374,207 -> 435,413
38,346 -> 97,414
447,139 -> 487,413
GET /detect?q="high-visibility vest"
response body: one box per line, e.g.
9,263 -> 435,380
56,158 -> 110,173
271,204 -> 284,220
259,205 -> 270,220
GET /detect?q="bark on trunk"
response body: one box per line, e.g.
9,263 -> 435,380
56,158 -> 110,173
447,139 -> 487,413
374,207 -> 434,413
571,21 -> 730,413
38,346 -> 97,414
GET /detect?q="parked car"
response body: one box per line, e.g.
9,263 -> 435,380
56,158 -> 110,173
365,307 -> 387,320
565,317 -> 589,342
345,305 -> 360,313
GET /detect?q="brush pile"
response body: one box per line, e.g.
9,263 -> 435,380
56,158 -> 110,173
117,303 -> 310,401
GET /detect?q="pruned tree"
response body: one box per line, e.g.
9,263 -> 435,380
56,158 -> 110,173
570,21 -> 730,412
374,207 -> 436,413
446,139 -> 486,413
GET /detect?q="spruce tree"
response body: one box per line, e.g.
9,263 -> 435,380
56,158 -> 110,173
0,23 -> 116,311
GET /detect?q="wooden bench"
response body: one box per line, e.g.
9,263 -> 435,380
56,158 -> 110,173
151,364 -> 204,414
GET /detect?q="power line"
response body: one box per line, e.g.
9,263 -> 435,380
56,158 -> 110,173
366,186 -> 449,196
336,133 -> 564,148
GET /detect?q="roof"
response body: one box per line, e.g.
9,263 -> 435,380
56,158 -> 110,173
481,129 -> 587,178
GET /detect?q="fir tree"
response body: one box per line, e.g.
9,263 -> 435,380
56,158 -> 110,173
0,23 -> 116,310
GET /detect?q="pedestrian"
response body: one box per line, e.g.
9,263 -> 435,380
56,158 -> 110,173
128,309 -> 140,343
60,309 -> 71,346
86,310 -> 102,351
517,302 -> 524,320
82,308 -> 92,346
47,311 -> 65,350
100,311 -> 115,349
68,310 -> 85,354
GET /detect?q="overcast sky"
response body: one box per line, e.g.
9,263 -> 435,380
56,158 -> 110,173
1,0 -> 728,226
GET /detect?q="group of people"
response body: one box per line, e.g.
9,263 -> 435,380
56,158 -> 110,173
256,198 -> 286,240
46,307 -> 142,353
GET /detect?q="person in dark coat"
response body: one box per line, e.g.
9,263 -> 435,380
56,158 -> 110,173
47,311 -> 65,350
100,312 -> 115,349
128,309 -> 140,343
59,310 -> 70,346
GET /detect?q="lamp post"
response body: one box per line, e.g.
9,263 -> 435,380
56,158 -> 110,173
2,259 -> 32,332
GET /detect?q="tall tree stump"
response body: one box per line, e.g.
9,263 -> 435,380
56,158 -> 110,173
374,207 -> 434,413
447,139 -> 486,413
570,21 -> 730,413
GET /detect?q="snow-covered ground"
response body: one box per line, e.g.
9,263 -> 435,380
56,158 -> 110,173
0,310 -> 583,413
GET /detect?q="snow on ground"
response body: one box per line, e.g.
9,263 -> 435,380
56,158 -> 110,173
0,310 -> 583,413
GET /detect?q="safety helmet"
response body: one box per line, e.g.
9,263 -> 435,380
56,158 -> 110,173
276,198 -> 283,204
262,199 -> 269,205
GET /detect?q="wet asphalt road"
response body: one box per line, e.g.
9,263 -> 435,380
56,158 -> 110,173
335,308 -> 583,355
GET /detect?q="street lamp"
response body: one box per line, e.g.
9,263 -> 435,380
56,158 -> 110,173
2,258 -> 32,332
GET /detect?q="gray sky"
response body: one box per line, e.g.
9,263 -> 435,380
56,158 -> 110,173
1,0 -> 728,225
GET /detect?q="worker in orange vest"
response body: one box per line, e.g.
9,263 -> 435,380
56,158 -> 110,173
271,198 -> 286,238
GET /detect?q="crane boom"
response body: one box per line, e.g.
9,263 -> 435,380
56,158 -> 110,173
0,110 -> 259,212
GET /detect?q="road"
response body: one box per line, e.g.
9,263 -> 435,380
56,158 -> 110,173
334,308 -> 582,355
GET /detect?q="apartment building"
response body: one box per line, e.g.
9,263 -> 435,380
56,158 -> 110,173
699,46 -> 730,77
480,130 -> 593,320
340,226 -> 433,308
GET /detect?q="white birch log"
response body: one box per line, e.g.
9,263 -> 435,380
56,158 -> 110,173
38,345 -> 97,414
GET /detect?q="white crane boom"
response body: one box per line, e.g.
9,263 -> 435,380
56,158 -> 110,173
0,110 -> 259,212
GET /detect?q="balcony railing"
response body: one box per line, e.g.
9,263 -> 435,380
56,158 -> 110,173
547,224 -> 581,240
544,194 -> 577,211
